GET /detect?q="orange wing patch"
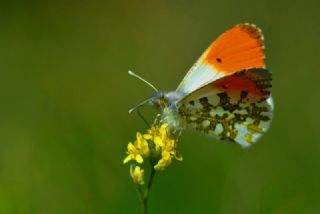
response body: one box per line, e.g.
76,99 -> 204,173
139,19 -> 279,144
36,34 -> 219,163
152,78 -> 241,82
204,23 -> 265,74
211,68 -> 271,98
212,73 -> 263,97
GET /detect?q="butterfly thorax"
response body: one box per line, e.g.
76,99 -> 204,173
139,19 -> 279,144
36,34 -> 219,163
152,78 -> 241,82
150,91 -> 186,131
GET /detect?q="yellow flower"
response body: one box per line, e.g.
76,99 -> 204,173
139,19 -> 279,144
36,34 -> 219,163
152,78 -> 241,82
136,132 -> 150,156
154,150 -> 172,170
123,132 -> 152,164
149,123 -> 168,151
124,122 -> 182,171
130,165 -> 144,185
150,123 -> 183,171
123,142 -> 144,164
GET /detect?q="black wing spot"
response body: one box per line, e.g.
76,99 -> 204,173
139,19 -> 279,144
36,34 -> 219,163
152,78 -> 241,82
240,91 -> 248,99
216,58 -> 222,63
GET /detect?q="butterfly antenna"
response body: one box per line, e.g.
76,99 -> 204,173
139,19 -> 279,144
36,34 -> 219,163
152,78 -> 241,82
128,70 -> 157,126
128,98 -> 151,114
128,70 -> 159,92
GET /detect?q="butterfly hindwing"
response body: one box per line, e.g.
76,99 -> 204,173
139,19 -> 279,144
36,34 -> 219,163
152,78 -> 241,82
177,68 -> 273,147
177,23 -> 265,95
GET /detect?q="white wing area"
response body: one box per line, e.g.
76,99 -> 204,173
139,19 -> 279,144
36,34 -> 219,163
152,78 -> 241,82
176,63 -> 224,95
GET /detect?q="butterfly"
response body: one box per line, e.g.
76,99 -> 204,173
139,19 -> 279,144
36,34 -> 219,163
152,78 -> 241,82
129,23 -> 273,147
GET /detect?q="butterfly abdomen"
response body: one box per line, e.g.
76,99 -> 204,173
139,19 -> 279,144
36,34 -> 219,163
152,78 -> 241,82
162,106 -> 186,132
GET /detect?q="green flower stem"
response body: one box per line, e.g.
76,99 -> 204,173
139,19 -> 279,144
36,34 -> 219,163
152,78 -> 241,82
136,185 -> 148,214
137,161 -> 157,214
147,166 -> 156,191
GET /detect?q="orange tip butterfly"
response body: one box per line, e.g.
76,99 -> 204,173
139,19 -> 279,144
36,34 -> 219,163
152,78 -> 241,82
129,23 -> 273,147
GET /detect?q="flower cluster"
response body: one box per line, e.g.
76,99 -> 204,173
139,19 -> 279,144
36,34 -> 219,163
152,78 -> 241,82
123,123 -> 182,184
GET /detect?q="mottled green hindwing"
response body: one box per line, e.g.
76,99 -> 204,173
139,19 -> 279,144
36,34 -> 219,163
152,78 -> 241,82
177,69 -> 273,147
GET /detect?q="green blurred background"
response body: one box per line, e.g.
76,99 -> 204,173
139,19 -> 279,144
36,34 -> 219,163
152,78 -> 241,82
1,0 -> 320,213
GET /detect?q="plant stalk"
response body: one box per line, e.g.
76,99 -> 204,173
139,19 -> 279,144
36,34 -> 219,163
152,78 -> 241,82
137,162 -> 156,214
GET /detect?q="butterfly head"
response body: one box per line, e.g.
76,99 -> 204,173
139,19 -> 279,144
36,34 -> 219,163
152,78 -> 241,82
149,92 -> 168,109
149,91 -> 183,109
148,91 -> 185,131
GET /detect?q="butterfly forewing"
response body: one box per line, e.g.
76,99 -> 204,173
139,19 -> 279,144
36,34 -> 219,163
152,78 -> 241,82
177,68 -> 273,147
177,23 -> 265,96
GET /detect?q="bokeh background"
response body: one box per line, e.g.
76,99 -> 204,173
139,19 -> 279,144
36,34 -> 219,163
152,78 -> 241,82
1,0 -> 320,213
